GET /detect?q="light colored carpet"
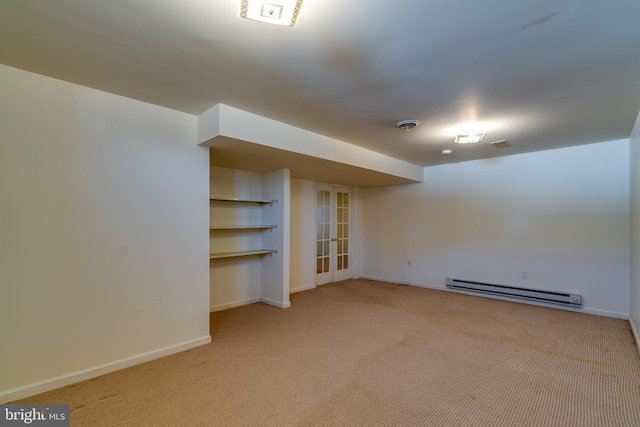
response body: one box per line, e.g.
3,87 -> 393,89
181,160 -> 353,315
16,279 -> 640,426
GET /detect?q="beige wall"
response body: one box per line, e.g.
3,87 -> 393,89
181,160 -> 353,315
0,65 -> 210,402
359,140 -> 630,318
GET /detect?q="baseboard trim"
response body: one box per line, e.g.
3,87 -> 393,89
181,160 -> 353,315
261,297 -> 291,308
629,315 -> 640,358
290,283 -> 316,294
360,275 -> 446,291
210,296 -> 292,312
0,335 -> 211,404
447,286 -> 629,319
210,297 -> 261,313
359,275 -> 628,319
580,307 -> 629,320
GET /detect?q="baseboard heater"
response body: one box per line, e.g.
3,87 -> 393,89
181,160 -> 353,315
446,278 -> 582,307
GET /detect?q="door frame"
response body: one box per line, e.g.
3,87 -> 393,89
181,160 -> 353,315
315,183 -> 355,285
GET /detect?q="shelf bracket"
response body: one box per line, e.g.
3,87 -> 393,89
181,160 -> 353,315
269,250 -> 278,257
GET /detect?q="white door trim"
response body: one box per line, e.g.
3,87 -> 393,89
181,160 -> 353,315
315,183 -> 354,285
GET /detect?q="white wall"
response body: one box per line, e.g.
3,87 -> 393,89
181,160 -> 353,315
290,179 -> 316,293
261,169 -> 291,308
629,110 -> 640,347
359,140 -> 630,318
0,65 -> 211,402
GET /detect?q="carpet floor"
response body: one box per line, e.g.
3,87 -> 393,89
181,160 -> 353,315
16,279 -> 640,426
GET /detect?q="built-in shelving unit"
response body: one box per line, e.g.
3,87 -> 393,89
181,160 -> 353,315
209,197 -> 277,260
209,249 -> 275,259
209,166 -> 289,312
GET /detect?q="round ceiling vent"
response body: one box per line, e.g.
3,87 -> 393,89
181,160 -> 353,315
395,119 -> 420,131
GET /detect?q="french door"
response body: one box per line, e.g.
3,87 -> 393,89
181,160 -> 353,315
316,184 -> 353,285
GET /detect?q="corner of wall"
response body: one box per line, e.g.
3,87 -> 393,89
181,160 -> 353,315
629,109 -> 640,356
197,104 -> 221,145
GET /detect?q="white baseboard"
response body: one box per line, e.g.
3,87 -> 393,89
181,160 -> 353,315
580,307 -> 629,320
359,275 -> 628,320
448,287 -> 629,319
210,296 -> 292,312
210,297 -> 261,313
629,315 -> 640,358
290,283 -> 316,294
261,297 -> 291,308
360,275 -> 447,291
0,335 -> 211,404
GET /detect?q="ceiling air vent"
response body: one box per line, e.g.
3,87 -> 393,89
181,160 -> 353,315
489,139 -> 511,148
395,120 -> 420,131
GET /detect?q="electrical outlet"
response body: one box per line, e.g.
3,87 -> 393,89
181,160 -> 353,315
521,271 -> 528,279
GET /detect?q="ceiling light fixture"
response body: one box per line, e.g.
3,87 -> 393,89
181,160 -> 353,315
454,133 -> 484,144
239,0 -> 304,27
395,120 -> 420,132
441,149 -> 453,155
450,121 -> 493,144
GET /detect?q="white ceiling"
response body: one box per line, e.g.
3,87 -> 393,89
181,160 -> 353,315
1,0 -> 639,168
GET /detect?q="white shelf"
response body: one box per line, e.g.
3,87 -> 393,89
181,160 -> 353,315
210,250 -> 275,260
210,225 -> 275,230
210,197 -> 276,204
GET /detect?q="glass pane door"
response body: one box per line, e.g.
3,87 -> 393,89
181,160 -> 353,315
316,184 -> 353,285
316,186 -> 332,285
333,188 -> 351,281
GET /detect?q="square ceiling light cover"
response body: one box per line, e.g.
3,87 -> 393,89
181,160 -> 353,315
240,0 -> 303,26
454,133 -> 485,144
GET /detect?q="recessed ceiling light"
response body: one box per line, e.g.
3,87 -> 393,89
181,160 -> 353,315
441,149 -> 453,155
395,120 -> 420,131
239,0 -> 304,27
454,133 -> 484,144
